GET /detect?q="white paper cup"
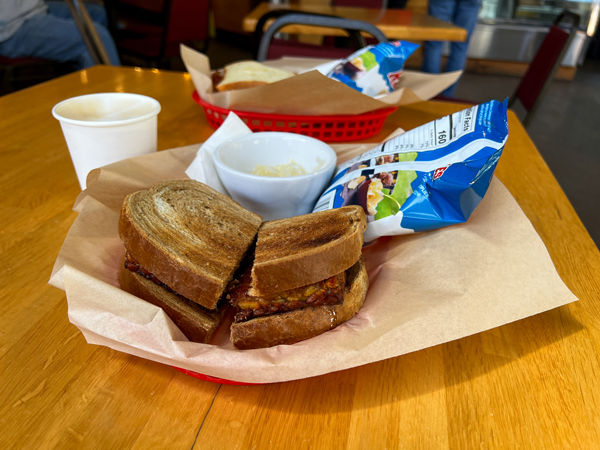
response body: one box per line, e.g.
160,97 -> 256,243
52,93 -> 161,189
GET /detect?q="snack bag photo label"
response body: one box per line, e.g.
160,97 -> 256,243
324,41 -> 420,98
313,100 -> 509,241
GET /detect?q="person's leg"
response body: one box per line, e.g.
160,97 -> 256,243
441,0 -> 481,95
422,41 -> 444,74
46,1 -> 108,27
79,2 -> 109,27
45,1 -> 71,18
44,1 -> 118,65
0,13 -> 119,68
90,21 -> 121,66
447,0 -> 480,73
422,0 -> 456,74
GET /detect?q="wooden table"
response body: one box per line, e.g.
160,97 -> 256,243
243,2 -> 468,42
2,66 -> 600,449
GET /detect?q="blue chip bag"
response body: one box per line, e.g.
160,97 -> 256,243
325,41 -> 419,97
312,99 -> 509,241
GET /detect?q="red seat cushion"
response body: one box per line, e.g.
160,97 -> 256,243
0,56 -> 51,65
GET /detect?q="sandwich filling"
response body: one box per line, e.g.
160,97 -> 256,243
228,268 -> 346,323
124,252 -> 187,300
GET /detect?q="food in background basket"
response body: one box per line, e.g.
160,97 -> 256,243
313,99 -> 510,241
213,61 -> 295,92
320,41 -> 420,97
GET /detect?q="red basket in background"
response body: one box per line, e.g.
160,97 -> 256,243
193,91 -> 396,143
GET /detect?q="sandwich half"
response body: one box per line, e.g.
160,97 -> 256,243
118,255 -> 229,344
229,206 -> 368,349
118,179 -> 262,343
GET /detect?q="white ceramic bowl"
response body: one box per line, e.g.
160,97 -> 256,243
213,132 -> 337,221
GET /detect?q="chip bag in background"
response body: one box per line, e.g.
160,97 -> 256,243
321,41 -> 420,97
313,99 -> 509,241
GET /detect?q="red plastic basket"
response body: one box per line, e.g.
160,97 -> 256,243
193,91 -> 396,143
173,366 -> 263,386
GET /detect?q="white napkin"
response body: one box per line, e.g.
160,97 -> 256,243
185,112 -> 252,194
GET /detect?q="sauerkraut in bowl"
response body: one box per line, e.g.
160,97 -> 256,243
213,132 -> 336,221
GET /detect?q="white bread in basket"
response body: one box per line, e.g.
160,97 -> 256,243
215,61 -> 295,92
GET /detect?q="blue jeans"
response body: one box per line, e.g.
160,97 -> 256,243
0,2 -> 120,69
422,0 -> 481,97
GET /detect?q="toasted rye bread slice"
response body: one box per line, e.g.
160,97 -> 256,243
118,256 -> 228,344
249,206 -> 366,297
231,257 -> 368,350
119,180 -> 262,310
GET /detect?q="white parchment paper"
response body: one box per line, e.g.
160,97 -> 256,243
49,141 -> 578,384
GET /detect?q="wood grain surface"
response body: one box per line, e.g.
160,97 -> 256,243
243,3 -> 468,42
1,66 -> 599,449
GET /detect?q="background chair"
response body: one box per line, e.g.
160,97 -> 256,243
104,0 -> 210,68
256,13 -> 388,62
253,10 -> 369,61
508,10 -> 580,127
66,0 -> 113,66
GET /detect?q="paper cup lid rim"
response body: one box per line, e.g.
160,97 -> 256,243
52,93 -> 161,127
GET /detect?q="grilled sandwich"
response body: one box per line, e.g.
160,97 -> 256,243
117,181 -> 369,349
118,179 -> 262,343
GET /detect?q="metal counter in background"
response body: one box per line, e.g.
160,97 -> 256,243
462,22 -> 589,67
446,0 -> 600,67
